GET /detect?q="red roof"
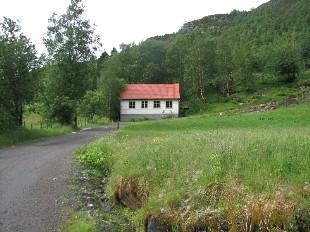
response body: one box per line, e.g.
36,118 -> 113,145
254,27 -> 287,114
119,84 -> 180,100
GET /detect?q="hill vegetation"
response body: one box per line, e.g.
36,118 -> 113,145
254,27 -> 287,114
0,0 -> 309,129
97,0 -> 310,118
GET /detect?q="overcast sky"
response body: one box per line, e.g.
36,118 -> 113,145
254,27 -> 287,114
0,0 -> 268,55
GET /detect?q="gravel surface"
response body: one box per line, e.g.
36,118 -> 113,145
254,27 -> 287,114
0,126 -> 115,232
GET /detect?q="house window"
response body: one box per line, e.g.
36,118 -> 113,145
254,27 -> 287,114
154,100 -> 161,108
166,101 -> 172,109
129,101 -> 135,109
141,101 -> 148,108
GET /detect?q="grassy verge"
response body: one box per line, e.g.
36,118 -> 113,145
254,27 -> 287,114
60,211 -> 95,232
0,113 -> 110,149
0,125 -> 73,149
76,103 -> 310,231
77,116 -> 110,129
0,113 -> 73,149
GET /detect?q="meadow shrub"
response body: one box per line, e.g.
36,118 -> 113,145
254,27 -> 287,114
76,139 -> 113,175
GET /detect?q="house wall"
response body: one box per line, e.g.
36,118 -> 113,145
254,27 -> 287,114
120,100 -> 179,121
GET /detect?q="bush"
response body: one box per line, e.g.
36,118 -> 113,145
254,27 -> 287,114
61,212 -> 95,232
77,91 -> 106,120
76,139 -> 113,175
182,98 -> 207,115
273,45 -> 300,83
0,108 -> 15,130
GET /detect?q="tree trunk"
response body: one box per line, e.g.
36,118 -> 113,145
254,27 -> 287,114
200,66 -> 206,102
14,98 -> 23,127
226,79 -> 230,97
74,115 -> 78,129
18,104 -> 23,127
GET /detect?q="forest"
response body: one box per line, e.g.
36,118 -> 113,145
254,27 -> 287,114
0,0 -> 309,130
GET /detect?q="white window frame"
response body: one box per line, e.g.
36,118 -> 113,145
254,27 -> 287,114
166,100 -> 172,109
141,101 -> 148,109
154,100 -> 161,108
129,101 -> 135,109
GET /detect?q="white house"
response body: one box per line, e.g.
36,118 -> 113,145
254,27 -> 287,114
119,84 -> 180,121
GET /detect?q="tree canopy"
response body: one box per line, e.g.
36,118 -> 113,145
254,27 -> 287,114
96,0 -> 309,105
0,17 -> 37,129
41,0 -> 101,126
1,0 -> 309,126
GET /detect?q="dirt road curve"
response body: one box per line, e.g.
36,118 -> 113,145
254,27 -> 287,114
0,126 -> 115,232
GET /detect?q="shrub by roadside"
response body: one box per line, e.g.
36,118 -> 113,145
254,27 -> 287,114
76,139 -> 113,176
60,211 -> 95,232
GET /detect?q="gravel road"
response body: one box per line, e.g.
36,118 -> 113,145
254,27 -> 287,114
0,126 -> 115,232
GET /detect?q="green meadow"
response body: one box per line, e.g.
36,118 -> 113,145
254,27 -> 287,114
76,103 -> 310,231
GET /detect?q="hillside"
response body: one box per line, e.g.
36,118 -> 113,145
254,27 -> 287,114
98,0 -> 310,119
180,14 -> 234,33
179,0 -> 309,35
2,0 -> 310,129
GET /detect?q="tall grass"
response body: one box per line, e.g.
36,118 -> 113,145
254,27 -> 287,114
77,103 -> 310,230
0,125 -> 73,149
0,112 -> 109,149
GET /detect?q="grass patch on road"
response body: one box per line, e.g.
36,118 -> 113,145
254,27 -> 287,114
77,103 -> 310,231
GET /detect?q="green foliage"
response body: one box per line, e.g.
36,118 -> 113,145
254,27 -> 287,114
273,44 -> 300,83
77,90 -> 105,119
61,212 -> 95,232
43,0 -> 101,126
48,95 -> 75,123
183,37 -> 216,99
300,33 -> 310,68
0,17 -> 38,128
165,34 -> 189,91
98,54 -> 125,120
0,106 -> 14,130
96,0 -> 310,116
76,139 -> 113,175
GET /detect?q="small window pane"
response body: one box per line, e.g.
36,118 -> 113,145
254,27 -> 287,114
141,101 -> 148,108
166,101 -> 172,109
129,101 -> 135,109
154,101 -> 160,108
